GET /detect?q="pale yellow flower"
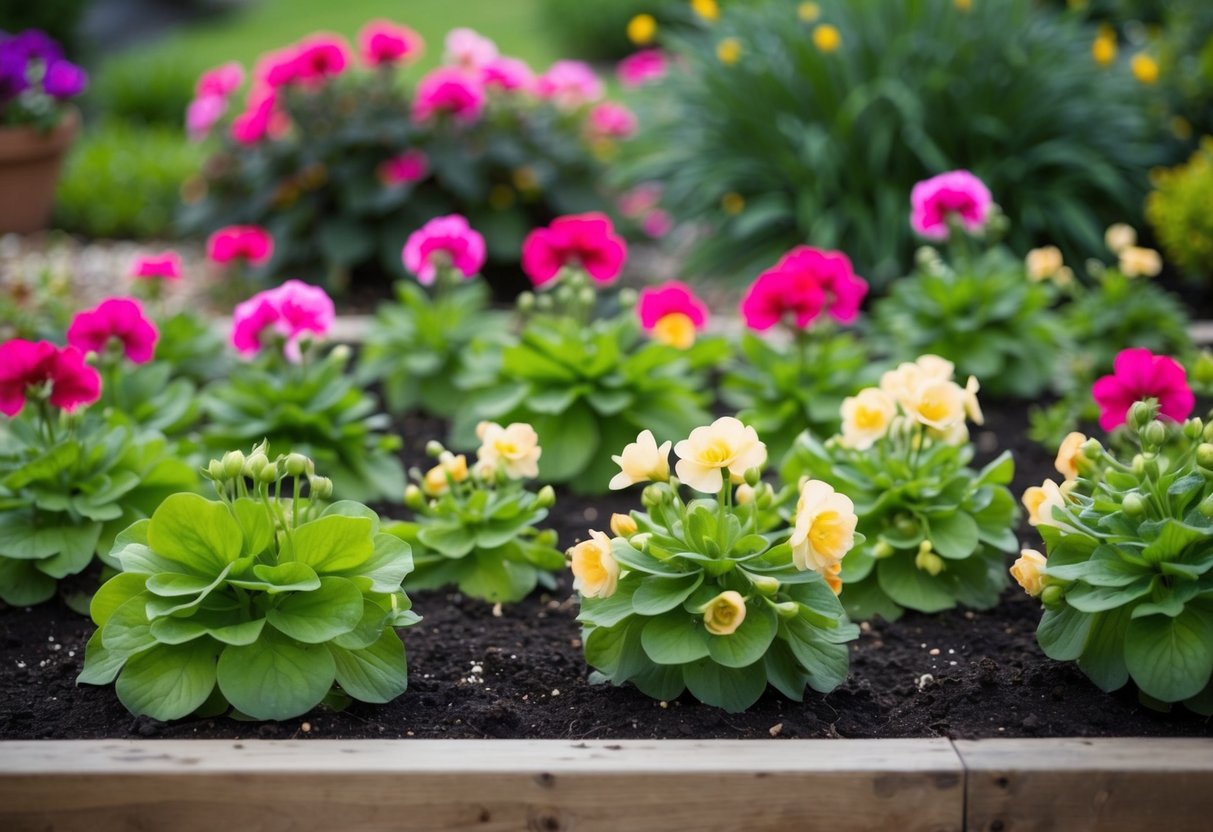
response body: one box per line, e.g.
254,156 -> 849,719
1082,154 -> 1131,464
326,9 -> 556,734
1092,27 -> 1116,66
916,354 -> 956,380
1011,549 -> 1048,597
790,479 -> 857,573
1023,479 -> 1067,528
609,429 -> 672,490
1025,246 -> 1064,282
716,37 -> 742,65
905,378 -> 967,432
570,530 -> 619,599
734,483 -> 755,505
610,512 -> 638,537
627,13 -> 658,46
691,0 -> 720,22
813,24 -> 841,53
651,312 -> 696,349
422,465 -> 449,496
1131,53 -> 1159,85
964,376 -> 983,426
1055,432 -> 1087,480
476,421 -> 542,480
1119,246 -> 1162,278
880,355 -> 954,410
674,417 -> 766,494
840,388 -> 897,450
1105,223 -> 1137,254
702,590 -> 747,635
422,453 -> 468,495
797,2 -> 821,22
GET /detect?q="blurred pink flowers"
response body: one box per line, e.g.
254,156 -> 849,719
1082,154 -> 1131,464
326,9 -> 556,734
130,251 -> 182,280
402,214 -> 487,284
617,49 -> 667,87
207,225 -> 274,266
521,212 -> 627,287
196,62 -> 244,98
910,170 -> 993,240
378,149 -> 429,186
66,298 -> 159,365
231,280 -> 335,362
741,247 -> 868,331
1091,348 -> 1194,431
481,56 -> 534,91
413,66 -> 486,124
534,60 -> 603,109
0,340 -> 100,417
444,28 -> 498,69
638,281 -> 709,330
587,102 -> 637,140
359,20 -> 423,67
187,62 -> 245,140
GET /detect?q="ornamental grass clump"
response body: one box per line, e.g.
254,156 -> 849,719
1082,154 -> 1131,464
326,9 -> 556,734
782,355 -> 1018,621
572,417 -> 860,713
79,445 -> 418,721
387,424 -> 563,603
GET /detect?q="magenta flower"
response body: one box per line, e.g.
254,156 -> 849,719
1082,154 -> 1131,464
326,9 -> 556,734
481,56 -> 534,91
587,102 -> 637,140
777,247 -> 868,325
186,94 -> 226,140
231,280 -> 335,362
195,62 -> 244,98
0,339 -> 100,417
255,46 -> 305,89
521,213 -> 628,287
378,149 -> 429,186
638,281 -> 709,330
130,251 -> 183,280
533,60 -> 603,109
207,225 -> 274,266
412,66 -> 486,124
443,28 -> 498,69
359,20 -> 423,67
910,170 -> 993,240
402,214 -> 487,285
293,34 -> 351,84
229,90 -> 285,145
42,59 -> 87,99
67,298 -> 159,365
1091,348 -> 1195,431
740,246 -> 867,331
617,49 -> 667,87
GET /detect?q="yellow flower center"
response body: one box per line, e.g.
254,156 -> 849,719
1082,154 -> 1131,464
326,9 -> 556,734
854,405 -> 885,431
494,438 -> 519,457
809,510 -> 848,556
710,598 -> 738,625
580,552 -> 608,585
700,437 -> 734,466
916,392 -> 952,423
652,312 -> 696,349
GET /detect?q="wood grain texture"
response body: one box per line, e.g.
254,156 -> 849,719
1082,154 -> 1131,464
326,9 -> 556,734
956,738 -> 1213,832
0,739 -> 963,832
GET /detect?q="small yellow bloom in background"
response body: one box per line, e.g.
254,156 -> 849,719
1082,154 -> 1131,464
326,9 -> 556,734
651,312 -> 697,349
1119,245 -> 1162,278
721,191 -> 745,215
954,0 -> 973,12
627,13 -> 658,46
916,354 -> 955,381
1104,223 -> 1136,254
1092,26 -> 1116,66
840,387 -> 897,450
691,0 -> 720,22
488,184 -> 515,210
813,24 -> 841,53
422,453 -> 469,496
702,590 -> 747,635
791,479 -> 858,573
570,530 -> 620,599
1011,549 -> 1048,597
610,512 -> 638,537
674,416 -> 767,494
906,378 -> 967,432
915,547 -> 945,577
440,452 -> 468,483
716,37 -> 742,65
797,2 -> 821,22
475,421 -> 542,480
1025,246 -> 1064,282
1131,53 -> 1159,85
422,465 -> 449,496
1023,479 -> 1067,528
609,429 -> 672,490
1055,432 -> 1087,480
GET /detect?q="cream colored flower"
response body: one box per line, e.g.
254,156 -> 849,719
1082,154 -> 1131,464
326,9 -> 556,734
1105,223 -> 1137,255
610,513 -> 638,537
905,378 -> 966,432
840,388 -> 897,450
1011,549 -> 1048,597
1119,246 -> 1162,278
609,429 -> 671,490
790,479 -> 858,573
879,355 -> 954,409
476,421 -> 542,480
932,420 -> 970,446
570,530 -> 619,599
916,354 -> 956,381
735,483 -> 756,505
1026,246 -> 1064,282
702,590 -> 747,636
422,465 -> 449,496
963,376 -> 983,425
1055,432 -> 1087,480
1022,479 -> 1067,528
673,417 -> 766,494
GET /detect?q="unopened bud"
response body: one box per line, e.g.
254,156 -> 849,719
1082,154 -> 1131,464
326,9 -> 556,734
1199,492 -> 1213,518
1040,585 -> 1064,606
535,484 -> 556,509
516,291 -> 535,312
1197,444 -> 1213,470
330,344 -> 352,364
749,573 -> 780,595
773,601 -> 799,619
257,462 -> 279,483
425,440 -> 445,458
577,287 -> 595,308
1143,421 -> 1167,449
404,484 -> 425,509
873,540 -> 895,559
221,450 -> 245,478
206,459 -> 225,480
642,483 -> 670,507
735,483 -> 755,505
744,467 -> 762,487
1122,492 -> 1146,517
244,452 -> 269,478
284,453 -> 309,477
617,288 -> 638,308
1184,419 -> 1204,441
308,475 -> 333,500
630,532 -> 652,551
1128,400 -> 1155,430
914,550 -> 945,577
1080,438 -> 1103,459
610,513 -> 638,537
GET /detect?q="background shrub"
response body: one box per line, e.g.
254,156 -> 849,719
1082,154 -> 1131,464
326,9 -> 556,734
87,51 -> 198,128
1147,139 -> 1213,282
538,0 -> 680,61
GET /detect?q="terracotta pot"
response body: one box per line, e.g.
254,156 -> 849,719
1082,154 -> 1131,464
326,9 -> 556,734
0,107 -> 80,234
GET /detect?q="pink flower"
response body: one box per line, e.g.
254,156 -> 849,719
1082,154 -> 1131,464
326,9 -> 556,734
208,225 -> 274,266
130,252 -> 182,280
378,150 -> 429,186
195,62 -> 244,98
586,101 -> 637,140
618,183 -> 662,218
910,170 -> 993,240
293,34 -> 351,84
740,247 -> 868,331
186,94 -> 226,140
66,298 -> 159,365
255,46 -> 305,89
776,247 -> 868,325
412,67 -> 486,124
638,281 -> 709,330
230,91 -> 286,145
359,20 -> 423,67
231,280 -> 335,362
521,213 -> 627,287
402,214 -> 487,285
0,340 -> 101,417
481,56 -> 534,91
533,60 -> 603,109
741,270 -> 822,332
617,49 -> 667,87
1092,348 -> 1194,431
641,210 -> 673,238
444,28 -> 498,69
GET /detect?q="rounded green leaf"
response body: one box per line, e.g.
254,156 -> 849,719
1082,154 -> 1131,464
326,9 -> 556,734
632,573 -> 705,616
1125,606 -> 1213,702
641,611 -> 711,664
290,515 -> 375,573
89,572 -> 148,626
927,512 -> 980,560
101,592 -> 156,655
115,640 -> 219,721
227,562 -> 322,594
265,577 -> 364,643
682,658 -> 767,713
147,493 -> 243,575
330,628 -> 408,704
877,552 -> 956,613
217,628 -> 336,720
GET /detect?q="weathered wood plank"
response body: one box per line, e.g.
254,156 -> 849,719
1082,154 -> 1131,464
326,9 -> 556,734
956,737 -> 1213,832
0,739 -> 963,832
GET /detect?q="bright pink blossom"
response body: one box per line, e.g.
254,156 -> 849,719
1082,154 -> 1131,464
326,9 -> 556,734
378,150 -> 429,186
533,60 -> 603,109
231,280 -> 335,362
910,170 -> 993,240
412,67 -> 486,124
521,213 -> 627,287
359,20 -> 423,67
740,247 -> 868,331
587,101 -> 637,140
195,62 -> 244,98
293,34 -> 351,84
481,56 -> 534,91
186,94 -> 226,140
402,214 -> 487,285
207,225 -> 274,267
444,28 -> 498,69
130,252 -> 182,280
617,49 -> 667,87
67,298 -> 159,364
0,340 -> 100,417
230,91 -> 286,145
1092,348 -> 1194,431
638,281 -> 708,331
255,46 -> 305,89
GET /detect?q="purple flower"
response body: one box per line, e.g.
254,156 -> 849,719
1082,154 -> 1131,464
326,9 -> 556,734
5,30 -> 62,64
42,59 -> 87,99
0,49 -> 28,101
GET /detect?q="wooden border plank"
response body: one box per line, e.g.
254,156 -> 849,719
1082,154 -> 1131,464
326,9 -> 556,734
0,739 -> 963,832
956,738 -> 1213,832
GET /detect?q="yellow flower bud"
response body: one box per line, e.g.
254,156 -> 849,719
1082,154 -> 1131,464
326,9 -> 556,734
570,530 -> 619,599
1011,549 -> 1047,597
610,513 -> 638,537
692,0 -> 720,22
812,24 -> 841,53
1131,53 -> 1159,85
716,37 -> 742,65
1104,223 -> 1136,254
702,590 -> 747,636
1054,432 -> 1087,480
627,13 -> 658,46
914,549 -> 945,577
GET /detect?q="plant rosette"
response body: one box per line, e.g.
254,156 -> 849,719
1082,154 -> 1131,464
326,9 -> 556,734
78,446 -> 419,722
1016,401 -> 1213,714
781,355 -> 1018,621
572,418 -> 861,714
385,426 -> 562,603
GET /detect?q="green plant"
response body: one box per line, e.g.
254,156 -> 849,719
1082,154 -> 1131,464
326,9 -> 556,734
781,357 -> 1018,621
87,51 -> 198,128
538,0 -> 680,61
1147,139 -> 1213,281
387,430 -> 563,603
1016,402 -> 1213,714
77,446 -> 419,721
0,0 -> 88,57
573,419 -> 859,713
624,0 -> 1161,286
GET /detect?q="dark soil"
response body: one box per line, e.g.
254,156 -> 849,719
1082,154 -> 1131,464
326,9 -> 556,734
2,402 -> 1210,741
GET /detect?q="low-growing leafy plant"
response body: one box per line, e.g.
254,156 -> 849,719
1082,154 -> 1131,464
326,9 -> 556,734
78,446 -> 419,721
572,418 -> 860,713
387,427 -> 562,603
782,356 -> 1018,621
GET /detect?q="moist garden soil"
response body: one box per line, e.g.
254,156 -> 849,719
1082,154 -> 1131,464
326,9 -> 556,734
2,401 -> 1211,742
